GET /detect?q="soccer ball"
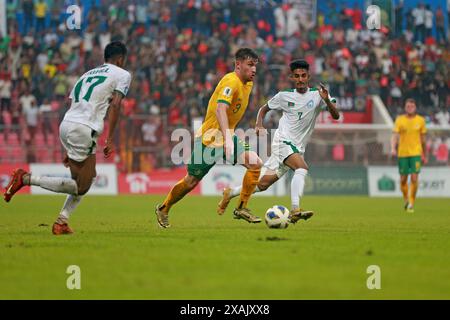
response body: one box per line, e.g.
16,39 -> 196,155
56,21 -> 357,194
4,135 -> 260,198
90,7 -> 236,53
265,205 -> 290,229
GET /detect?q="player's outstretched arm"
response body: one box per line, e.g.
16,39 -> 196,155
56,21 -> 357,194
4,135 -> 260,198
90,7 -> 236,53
255,104 -> 269,135
104,91 -> 124,158
319,83 -> 339,120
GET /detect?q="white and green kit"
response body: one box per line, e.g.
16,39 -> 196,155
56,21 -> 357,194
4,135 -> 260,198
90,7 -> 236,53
264,87 -> 336,177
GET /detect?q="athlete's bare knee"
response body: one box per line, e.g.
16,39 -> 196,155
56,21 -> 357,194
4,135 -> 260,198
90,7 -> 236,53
75,179 -> 93,196
77,186 -> 90,196
258,181 -> 269,191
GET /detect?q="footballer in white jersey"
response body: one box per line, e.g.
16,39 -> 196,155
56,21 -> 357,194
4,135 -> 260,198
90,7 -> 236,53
64,61 -> 131,135
4,41 -> 132,235
263,85 -> 336,176
218,59 -> 339,223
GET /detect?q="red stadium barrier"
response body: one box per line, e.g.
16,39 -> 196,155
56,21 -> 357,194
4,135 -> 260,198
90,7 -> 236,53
118,168 -> 200,194
317,96 -> 373,124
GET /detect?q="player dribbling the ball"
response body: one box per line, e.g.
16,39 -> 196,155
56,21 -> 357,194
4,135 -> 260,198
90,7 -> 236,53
218,59 -> 340,224
155,48 -> 263,228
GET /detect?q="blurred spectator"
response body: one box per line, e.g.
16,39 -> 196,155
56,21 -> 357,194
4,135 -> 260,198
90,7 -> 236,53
395,1 -> 404,36
6,0 -> 18,24
412,4 -> 426,43
0,74 -> 12,112
22,0 -> 34,35
274,3 -> 302,38
39,98 -> 53,139
424,5 -> 433,38
332,143 -> 345,161
34,0 -> 48,34
390,82 -> 402,108
435,108 -> 450,127
434,137 -> 449,164
0,0 -> 447,169
49,3 -> 61,31
20,88 -> 38,137
141,117 -> 161,146
435,6 -> 447,44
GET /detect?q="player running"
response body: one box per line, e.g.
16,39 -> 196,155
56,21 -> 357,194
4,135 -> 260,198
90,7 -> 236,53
217,59 -> 340,223
3,41 -> 132,235
155,48 -> 263,228
390,98 -> 427,213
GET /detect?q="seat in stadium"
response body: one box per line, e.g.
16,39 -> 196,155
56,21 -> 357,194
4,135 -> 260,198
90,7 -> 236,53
7,132 -> 20,146
10,146 -> 25,163
46,133 -> 56,145
2,110 -> 12,125
34,132 -> 45,145
0,144 -> 7,161
52,145 -> 62,162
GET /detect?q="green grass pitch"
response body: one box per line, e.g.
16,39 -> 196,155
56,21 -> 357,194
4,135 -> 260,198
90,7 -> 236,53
0,195 -> 449,299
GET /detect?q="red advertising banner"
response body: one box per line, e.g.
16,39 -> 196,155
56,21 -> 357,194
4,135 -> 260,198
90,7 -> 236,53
317,96 -> 373,124
118,167 -> 201,194
0,164 -> 31,195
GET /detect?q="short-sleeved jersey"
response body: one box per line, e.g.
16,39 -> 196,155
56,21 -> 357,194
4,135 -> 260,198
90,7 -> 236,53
64,63 -> 132,134
393,114 -> 427,157
268,87 -> 335,153
35,2 -> 47,18
196,72 -> 253,147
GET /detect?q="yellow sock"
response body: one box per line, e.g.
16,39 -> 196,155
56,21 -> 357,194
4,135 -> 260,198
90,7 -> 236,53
238,168 -> 261,209
409,181 -> 418,206
161,178 -> 191,212
400,181 -> 408,202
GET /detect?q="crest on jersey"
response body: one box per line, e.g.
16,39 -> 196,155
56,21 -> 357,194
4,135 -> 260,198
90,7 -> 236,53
223,87 -> 232,97
288,102 -> 295,107
307,100 -> 314,109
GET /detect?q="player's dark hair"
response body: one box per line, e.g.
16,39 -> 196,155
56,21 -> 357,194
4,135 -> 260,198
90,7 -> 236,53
290,59 -> 309,72
235,48 -> 259,62
104,41 -> 128,62
405,98 -> 416,105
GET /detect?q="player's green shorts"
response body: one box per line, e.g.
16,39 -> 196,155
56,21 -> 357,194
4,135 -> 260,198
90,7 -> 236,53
398,156 -> 422,175
187,135 -> 250,179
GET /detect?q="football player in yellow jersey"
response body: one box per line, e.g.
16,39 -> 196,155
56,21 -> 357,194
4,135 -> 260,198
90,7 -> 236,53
155,48 -> 263,228
391,99 -> 427,213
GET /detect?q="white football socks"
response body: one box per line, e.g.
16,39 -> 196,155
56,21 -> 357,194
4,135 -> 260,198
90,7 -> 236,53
57,195 -> 82,224
291,168 -> 307,210
30,176 -> 78,195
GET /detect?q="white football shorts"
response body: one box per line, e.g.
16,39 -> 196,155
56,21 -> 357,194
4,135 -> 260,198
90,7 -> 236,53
263,138 -> 303,178
59,120 -> 98,162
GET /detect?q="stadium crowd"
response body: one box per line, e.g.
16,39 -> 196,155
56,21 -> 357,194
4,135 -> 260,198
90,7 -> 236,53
0,0 -> 449,170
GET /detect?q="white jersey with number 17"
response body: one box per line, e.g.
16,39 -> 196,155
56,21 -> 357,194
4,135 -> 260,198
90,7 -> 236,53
267,87 -> 335,153
63,63 -> 131,134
